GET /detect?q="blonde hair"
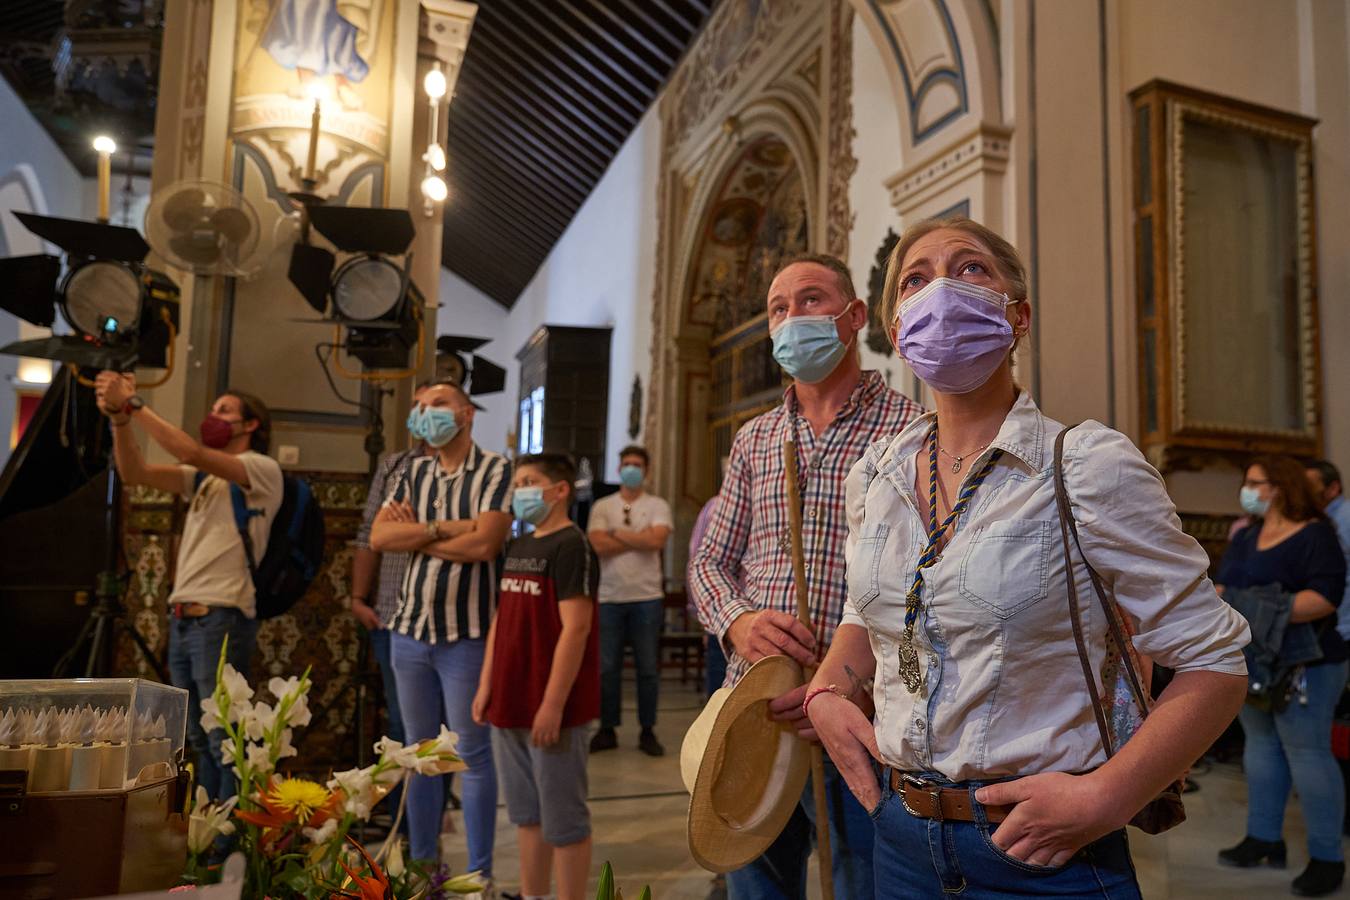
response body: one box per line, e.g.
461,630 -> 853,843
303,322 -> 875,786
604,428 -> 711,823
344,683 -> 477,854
878,216 -> 1029,338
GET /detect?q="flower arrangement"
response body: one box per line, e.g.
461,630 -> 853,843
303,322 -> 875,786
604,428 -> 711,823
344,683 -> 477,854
594,862 -> 651,900
183,641 -> 484,899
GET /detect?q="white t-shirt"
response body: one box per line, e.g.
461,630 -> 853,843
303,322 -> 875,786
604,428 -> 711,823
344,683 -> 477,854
588,491 -> 673,604
167,451 -> 285,617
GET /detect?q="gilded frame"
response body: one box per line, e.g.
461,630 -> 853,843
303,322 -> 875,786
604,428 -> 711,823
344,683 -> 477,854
1130,80 -> 1321,471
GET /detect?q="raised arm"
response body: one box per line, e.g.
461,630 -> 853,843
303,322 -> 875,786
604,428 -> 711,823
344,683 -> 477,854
97,372 -> 253,488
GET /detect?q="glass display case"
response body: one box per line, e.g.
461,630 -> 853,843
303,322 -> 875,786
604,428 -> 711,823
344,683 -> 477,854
0,678 -> 188,793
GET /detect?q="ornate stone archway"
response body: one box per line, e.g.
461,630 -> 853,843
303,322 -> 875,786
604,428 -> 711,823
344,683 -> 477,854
646,0 -> 1005,574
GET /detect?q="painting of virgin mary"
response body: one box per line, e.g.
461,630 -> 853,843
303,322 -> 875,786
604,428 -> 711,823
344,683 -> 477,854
255,0 -> 383,106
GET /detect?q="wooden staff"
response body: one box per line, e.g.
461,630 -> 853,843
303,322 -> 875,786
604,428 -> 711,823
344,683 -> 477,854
783,436 -> 835,900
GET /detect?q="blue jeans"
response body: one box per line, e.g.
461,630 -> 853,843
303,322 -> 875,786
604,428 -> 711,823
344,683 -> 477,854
726,759 -> 874,900
599,599 -> 663,730
872,771 -> 1141,898
368,628 -> 406,744
391,632 -> 496,872
1239,659 -> 1348,861
167,608 -> 259,802
705,632 -> 727,697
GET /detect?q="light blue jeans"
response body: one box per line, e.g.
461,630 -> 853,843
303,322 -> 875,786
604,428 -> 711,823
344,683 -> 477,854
391,632 -> 497,872
167,607 -> 258,802
1239,660 -> 1348,861
872,770 -> 1140,898
726,758 -> 874,899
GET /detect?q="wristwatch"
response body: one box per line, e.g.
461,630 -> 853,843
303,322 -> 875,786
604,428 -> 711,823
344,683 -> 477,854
426,520 -> 440,540
121,395 -> 145,416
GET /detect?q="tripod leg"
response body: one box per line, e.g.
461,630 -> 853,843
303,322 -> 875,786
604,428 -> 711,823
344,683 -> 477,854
53,611 -> 100,678
84,611 -> 112,678
118,618 -> 170,683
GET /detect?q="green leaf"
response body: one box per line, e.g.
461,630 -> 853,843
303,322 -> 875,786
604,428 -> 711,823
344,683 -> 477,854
637,887 -> 652,900
595,861 -> 615,900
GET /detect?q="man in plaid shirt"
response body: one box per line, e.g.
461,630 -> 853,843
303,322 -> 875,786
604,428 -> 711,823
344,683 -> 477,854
689,253 -> 922,899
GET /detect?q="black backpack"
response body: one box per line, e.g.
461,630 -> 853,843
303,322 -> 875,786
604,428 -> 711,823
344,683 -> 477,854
192,470 -> 326,619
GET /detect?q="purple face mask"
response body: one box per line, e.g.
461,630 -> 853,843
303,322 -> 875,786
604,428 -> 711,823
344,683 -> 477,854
895,277 -> 1017,394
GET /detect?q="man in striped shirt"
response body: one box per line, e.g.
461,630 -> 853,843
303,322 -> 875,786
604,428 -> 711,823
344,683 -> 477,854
371,381 -> 512,875
689,254 -> 923,899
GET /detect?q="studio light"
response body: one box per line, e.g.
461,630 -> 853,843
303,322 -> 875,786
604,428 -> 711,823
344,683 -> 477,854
0,213 -> 180,371
423,67 -> 447,100
421,174 -> 448,203
287,205 -> 421,371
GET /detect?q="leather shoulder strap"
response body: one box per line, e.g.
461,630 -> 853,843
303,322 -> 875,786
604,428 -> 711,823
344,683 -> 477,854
1052,424 -> 1116,756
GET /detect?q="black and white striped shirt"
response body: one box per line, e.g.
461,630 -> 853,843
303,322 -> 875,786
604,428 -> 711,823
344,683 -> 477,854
389,444 -> 513,644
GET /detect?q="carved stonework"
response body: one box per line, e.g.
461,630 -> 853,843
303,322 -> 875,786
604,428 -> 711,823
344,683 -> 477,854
826,0 -> 857,261
885,122 -> 1011,216
665,0 -> 811,151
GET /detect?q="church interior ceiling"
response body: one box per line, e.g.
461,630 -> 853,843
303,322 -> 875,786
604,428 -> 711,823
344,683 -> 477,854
0,0 -> 161,177
441,0 -> 718,308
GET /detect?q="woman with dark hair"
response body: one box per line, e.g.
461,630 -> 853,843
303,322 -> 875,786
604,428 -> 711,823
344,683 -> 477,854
1218,455 -> 1348,896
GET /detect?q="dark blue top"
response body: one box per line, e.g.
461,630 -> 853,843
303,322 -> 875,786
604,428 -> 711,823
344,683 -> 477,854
1218,520 -> 1348,665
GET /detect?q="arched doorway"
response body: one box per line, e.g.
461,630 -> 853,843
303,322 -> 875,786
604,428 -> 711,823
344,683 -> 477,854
685,134 -> 810,492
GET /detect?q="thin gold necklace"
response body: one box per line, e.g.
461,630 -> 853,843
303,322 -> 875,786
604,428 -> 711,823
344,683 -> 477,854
938,441 -> 991,474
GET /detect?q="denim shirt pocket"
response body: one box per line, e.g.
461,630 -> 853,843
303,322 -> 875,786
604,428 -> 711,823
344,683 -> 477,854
848,522 -> 892,615
957,519 -> 1053,619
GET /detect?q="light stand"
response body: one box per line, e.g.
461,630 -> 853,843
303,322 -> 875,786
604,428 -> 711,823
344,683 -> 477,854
51,371 -> 168,681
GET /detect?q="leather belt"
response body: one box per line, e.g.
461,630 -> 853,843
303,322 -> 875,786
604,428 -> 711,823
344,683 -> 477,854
171,602 -> 212,619
891,771 -> 1014,824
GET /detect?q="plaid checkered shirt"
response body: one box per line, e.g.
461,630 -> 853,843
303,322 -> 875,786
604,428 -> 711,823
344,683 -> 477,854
688,370 -> 923,688
353,447 -> 428,625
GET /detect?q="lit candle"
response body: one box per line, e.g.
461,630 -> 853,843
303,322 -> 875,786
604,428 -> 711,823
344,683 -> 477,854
305,98 -> 321,182
92,135 -> 116,222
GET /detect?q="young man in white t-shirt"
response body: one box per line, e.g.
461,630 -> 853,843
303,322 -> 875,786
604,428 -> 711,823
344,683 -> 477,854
586,445 -> 673,756
96,372 -> 283,800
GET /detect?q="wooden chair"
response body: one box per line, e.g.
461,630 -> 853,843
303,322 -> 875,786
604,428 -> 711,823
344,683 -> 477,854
659,588 -> 705,686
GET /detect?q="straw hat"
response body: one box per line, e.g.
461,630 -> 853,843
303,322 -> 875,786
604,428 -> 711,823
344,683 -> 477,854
681,655 -> 811,873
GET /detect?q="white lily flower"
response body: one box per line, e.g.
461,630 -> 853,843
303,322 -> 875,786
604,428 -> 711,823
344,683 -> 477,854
329,766 -> 377,819
442,872 -> 487,894
375,737 -> 420,771
287,696 -> 312,728
386,837 -> 405,878
432,724 -> 460,757
301,817 -> 338,845
186,786 -> 238,854
243,702 -> 276,741
267,675 -> 302,702
274,728 -> 298,760
221,664 -> 253,706
246,741 -> 273,774
199,696 -> 223,732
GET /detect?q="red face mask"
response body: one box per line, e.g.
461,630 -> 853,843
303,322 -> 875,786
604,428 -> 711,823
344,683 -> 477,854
199,415 -> 239,449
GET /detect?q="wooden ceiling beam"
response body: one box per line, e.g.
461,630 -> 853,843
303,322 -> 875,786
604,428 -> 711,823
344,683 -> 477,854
557,0 -> 675,75
471,38 -> 629,148
512,0 -> 658,101
476,4 -> 648,119
647,0 -> 703,33
606,0 -> 689,55
463,67 -> 618,168
452,95 -> 601,193
449,110 -> 591,210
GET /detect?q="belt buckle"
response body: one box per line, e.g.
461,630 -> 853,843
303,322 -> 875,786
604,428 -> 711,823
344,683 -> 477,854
900,774 -> 943,821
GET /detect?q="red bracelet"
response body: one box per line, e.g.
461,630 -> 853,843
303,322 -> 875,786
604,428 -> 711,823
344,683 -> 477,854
802,684 -> 848,719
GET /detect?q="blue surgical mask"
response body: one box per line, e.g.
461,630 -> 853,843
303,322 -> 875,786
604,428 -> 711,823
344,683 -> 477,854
1240,486 -> 1270,517
512,485 -> 553,524
422,407 -> 461,448
406,407 -> 426,440
770,303 -> 856,384
619,464 -> 644,489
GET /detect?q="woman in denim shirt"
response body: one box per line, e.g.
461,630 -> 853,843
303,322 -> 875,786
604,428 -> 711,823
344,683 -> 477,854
803,217 -> 1251,898
1216,454 -> 1347,897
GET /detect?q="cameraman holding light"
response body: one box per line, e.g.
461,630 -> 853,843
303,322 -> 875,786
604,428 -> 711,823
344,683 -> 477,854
95,372 -> 282,801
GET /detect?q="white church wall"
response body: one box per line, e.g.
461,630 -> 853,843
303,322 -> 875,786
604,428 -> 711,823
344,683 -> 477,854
849,12 -> 921,405
0,76 -> 85,466
437,105 -> 662,483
